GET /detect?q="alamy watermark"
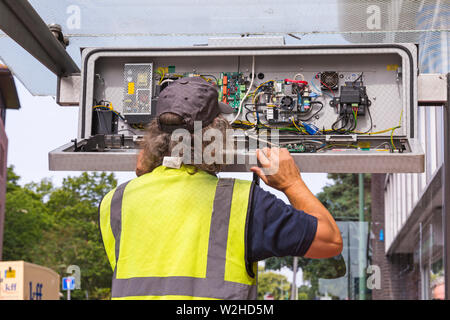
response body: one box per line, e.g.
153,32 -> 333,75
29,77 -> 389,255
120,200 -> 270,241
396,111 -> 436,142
66,5 -> 81,30
66,265 -> 81,289
169,121 -> 280,175
366,264 -> 381,290
366,5 -> 382,30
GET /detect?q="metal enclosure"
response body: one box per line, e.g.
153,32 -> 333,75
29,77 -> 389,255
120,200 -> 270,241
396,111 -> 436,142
49,43 -> 425,173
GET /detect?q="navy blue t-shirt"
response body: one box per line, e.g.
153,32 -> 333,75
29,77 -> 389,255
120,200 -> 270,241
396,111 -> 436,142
247,184 -> 318,262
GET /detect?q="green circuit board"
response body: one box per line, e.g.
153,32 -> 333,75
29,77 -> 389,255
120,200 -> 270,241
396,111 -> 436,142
217,72 -> 247,111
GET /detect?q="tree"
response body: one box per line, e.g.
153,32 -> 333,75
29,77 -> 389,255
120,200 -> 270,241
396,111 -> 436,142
6,166 -> 20,193
317,173 -> 371,221
34,172 -> 117,300
3,167 -> 117,300
298,285 -> 314,300
3,181 -> 50,262
257,267 -> 290,300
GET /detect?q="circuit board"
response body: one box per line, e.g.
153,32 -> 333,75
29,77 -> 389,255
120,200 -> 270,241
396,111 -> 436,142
217,72 -> 247,110
116,67 -> 403,151
96,54 -> 410,156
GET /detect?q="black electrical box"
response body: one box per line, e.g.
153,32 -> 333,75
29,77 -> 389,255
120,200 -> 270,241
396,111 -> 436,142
92,109 -> 118,135
332,81 -> 369,116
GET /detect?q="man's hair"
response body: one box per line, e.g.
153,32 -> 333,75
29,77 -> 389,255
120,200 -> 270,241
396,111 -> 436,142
431,275 -> 445,289
139,112 -> 231,175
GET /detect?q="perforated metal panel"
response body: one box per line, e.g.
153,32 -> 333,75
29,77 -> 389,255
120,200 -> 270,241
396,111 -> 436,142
1,1 -> 448,95
122,63 -> 153,114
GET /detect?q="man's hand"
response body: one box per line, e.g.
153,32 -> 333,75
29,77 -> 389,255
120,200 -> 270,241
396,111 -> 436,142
250,148 -> 303,192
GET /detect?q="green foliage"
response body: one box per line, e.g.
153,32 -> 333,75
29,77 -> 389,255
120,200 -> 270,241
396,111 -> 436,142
297,291 -> 309,300
3,167 -> 117,300
317,173 -> 371,221
257,267 -> 290,300
6,166 -> 20,193
298,285 -> 315,300
3,185 -> 50,262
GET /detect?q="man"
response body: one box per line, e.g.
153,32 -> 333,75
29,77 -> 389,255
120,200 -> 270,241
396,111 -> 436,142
432,276 -> 445,300
99,77 -> 342,300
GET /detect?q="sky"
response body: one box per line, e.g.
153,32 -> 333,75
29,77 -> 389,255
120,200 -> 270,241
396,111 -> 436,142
4,79 -> 138,186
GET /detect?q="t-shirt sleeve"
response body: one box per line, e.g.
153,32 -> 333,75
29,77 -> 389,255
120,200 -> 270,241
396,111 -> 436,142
247,184 -> 318,262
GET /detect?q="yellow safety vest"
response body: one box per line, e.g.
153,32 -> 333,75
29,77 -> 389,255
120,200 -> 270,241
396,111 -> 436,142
99,165 -> 257,300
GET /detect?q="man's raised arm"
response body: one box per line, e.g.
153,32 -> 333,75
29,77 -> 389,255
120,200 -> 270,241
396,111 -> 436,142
250,148 -> 343,259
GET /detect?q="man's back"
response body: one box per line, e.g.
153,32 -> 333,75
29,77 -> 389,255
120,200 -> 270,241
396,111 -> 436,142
99,165 -> 257,300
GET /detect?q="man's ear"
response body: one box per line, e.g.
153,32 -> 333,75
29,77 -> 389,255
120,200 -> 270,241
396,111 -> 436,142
136,149 -> 146,177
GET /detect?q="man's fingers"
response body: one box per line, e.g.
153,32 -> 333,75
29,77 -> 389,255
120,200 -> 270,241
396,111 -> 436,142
269,147 -> 280,161
250,166 -> 269,185
280,148 -> 292,159
257,149 -> 271,168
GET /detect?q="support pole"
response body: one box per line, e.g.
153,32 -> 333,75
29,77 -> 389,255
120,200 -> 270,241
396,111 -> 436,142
358,173 -> 366,300
291,257 -> 298,300
347,225 -> 352,299
444,73 -> 450,300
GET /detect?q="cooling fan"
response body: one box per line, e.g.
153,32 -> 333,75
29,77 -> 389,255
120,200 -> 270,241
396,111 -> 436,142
320,71 -> 339,90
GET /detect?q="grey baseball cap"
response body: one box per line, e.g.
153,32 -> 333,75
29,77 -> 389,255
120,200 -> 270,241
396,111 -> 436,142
156,77 -> 234,133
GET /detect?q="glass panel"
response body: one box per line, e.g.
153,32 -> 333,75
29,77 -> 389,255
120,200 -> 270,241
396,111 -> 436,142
1,0 -> 448,95
0,37 -> 57,96
430,210 -> 444,300
0,0 -> 344,96
276,221 -> 369,300
418,208 -> 444,300
317,221 -> 369,300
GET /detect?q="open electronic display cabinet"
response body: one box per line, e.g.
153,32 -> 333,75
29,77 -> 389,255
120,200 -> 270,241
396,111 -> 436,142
50,42 -> 425,173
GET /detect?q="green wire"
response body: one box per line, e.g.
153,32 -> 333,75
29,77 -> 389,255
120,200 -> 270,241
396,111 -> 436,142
390,109 -> 404,150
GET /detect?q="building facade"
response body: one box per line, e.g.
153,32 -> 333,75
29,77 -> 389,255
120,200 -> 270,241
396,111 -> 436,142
0,65 -> 21,260
337,0 -> 449,299
0,98 -> 7,260
379,1 -> 449,300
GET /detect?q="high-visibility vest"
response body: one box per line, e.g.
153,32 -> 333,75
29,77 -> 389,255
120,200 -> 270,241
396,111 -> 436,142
99,165 -> 257,300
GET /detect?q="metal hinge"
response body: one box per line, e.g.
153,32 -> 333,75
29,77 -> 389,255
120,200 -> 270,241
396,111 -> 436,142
418,73 -> 447,106
56,73 -> 81,106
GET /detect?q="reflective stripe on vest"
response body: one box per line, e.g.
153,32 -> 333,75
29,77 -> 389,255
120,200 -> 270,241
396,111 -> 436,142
108,178 -> 257,300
